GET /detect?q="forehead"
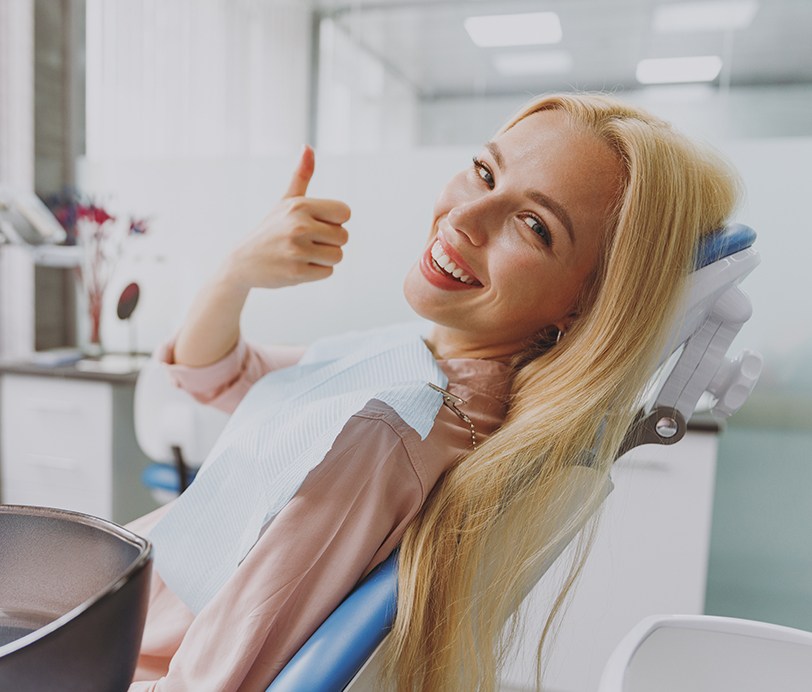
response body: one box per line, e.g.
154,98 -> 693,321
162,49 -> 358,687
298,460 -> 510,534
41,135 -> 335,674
494,110 -> 625,234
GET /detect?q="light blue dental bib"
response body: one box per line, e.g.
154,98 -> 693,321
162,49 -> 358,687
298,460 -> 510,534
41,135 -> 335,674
149,324 -> 447,614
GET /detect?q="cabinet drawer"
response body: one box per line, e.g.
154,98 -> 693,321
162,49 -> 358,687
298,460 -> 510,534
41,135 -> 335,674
1,375 -> 112,490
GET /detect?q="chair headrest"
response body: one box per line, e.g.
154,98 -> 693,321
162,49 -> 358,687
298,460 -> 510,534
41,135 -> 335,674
695,223 -> 757,270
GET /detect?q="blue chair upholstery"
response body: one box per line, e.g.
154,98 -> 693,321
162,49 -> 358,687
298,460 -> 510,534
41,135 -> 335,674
266,552 -> 398,691
695,223 -> 756,269
141,463 -> 197,495
266,223 -> 759,692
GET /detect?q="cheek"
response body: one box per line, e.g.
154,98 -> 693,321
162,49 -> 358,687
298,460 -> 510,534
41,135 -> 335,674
495,254 -> 579,319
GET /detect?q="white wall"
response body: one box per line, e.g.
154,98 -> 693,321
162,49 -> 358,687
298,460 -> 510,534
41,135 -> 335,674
85,0 -> 311,159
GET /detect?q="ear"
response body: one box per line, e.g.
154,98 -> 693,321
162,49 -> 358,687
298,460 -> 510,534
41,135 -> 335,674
554,311 -> 579,335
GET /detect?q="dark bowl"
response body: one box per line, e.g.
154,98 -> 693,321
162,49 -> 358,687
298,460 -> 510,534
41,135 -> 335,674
0,505 -> 152,691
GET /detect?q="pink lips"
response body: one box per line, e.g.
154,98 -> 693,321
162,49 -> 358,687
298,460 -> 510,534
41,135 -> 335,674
419,233 -> 482,291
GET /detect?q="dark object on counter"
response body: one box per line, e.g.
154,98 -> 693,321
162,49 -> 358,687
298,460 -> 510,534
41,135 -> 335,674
0,505 -> 152,691
117,282 -> 140,320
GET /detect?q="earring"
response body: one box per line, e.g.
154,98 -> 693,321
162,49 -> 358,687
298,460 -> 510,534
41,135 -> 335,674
556,329 -> 564,344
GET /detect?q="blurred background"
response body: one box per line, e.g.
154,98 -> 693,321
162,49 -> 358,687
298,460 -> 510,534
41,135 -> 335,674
1,1 -> 811,689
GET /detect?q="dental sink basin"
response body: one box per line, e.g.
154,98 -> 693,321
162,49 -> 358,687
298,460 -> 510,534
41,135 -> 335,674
0,505 -> 152,691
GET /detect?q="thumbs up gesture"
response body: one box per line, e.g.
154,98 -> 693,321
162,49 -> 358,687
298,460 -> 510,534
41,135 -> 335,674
222,145 -> 351,291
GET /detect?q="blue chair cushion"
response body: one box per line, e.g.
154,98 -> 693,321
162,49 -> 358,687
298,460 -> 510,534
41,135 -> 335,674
695,223 -> 756,269
267,552 -> 399,692
141,463 -> 198,494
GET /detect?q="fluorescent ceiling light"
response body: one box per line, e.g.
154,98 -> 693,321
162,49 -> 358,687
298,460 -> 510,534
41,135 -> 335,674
654,1 -> 759,32
464,12 -> 562,48
636,56 -> 723,84
492,50 -> 572,76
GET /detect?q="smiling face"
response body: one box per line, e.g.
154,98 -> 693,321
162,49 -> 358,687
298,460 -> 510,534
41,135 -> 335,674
403,109 -> 626,361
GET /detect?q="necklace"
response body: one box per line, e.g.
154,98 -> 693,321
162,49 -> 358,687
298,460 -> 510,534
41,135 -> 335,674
428,382 -> 478,450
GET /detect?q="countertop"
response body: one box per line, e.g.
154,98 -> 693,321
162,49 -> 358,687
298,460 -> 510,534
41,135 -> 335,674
0,353 -> 150,385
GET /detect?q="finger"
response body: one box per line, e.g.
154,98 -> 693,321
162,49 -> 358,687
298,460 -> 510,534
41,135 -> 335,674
297,263 -> 334,282
305,243 -> 344,267
283,144 -> 315,199
298,220 -> 349,247
295,197 -> 351,225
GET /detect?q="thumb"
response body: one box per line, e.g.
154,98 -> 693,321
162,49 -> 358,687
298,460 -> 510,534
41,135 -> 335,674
283,144 -> 315,199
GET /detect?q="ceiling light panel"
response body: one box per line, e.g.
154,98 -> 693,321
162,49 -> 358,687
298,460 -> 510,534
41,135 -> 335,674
654,1 -> 759,32
636,56 -> 724,84
464,12 -> 562,48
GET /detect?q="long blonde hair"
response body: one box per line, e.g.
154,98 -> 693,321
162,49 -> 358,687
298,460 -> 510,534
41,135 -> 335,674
386,93 -> 740,690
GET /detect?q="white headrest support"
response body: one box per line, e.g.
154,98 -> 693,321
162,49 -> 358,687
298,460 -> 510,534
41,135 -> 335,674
134,357 -> 229,467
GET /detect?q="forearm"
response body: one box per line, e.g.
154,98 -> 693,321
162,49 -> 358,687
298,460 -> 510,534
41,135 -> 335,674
173,267 -> 250,368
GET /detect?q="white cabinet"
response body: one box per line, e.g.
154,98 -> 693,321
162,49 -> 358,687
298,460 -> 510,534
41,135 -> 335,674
500,430 -> 719,692
0,371 -> 157,524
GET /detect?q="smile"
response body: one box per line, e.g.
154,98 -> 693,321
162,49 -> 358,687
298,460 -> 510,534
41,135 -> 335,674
430,241 -> 479,285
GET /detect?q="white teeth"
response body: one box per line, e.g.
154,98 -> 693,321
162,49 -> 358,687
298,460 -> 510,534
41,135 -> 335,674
430,239 -> 477,285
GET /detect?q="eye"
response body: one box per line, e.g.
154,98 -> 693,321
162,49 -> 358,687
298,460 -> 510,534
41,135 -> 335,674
472,157 -> 494,189
521,215 -> 553,248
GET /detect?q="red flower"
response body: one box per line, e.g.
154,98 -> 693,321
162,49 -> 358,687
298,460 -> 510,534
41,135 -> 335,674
77,204 -> 115,225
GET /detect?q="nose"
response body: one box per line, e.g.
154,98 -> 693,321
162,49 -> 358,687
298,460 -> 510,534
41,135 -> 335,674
446,195 -> 496,247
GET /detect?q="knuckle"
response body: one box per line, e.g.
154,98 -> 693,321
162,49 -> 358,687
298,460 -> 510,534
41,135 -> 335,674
287,243 -> 307,261
290,222 -> 311,239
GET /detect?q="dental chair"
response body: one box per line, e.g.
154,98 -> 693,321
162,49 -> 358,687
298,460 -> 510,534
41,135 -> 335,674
266,223 -> 762,691
598,614 -> 812,692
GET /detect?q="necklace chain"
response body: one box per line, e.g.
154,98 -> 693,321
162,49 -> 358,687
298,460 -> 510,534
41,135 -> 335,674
428,383 -> 478,450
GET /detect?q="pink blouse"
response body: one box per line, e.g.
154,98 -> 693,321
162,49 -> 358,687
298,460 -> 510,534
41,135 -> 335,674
127,336 -> 511,691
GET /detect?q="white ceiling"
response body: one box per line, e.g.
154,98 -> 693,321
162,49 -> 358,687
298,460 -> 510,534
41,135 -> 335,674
313,0 -> 812,98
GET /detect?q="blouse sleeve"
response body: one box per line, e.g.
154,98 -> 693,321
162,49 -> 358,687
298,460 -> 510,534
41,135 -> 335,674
155,337 -> 306,414
128,410 -> 426,692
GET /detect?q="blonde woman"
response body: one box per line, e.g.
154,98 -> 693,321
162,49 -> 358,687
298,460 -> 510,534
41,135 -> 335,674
127,93 -> 739,691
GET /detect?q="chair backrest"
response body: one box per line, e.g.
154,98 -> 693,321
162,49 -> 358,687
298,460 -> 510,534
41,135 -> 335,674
621,223 -> 761,452
598,615 -> 812,692
267,223 -> 762,691
133,357 -> 229,468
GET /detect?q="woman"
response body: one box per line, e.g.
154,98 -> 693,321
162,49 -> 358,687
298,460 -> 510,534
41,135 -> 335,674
128,93 -> 739,691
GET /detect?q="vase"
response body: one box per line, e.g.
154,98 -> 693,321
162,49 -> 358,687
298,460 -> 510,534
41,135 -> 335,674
85,288 -> 105,357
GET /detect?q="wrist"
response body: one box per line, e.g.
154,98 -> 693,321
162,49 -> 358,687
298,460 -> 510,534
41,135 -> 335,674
213,260 -> 252,299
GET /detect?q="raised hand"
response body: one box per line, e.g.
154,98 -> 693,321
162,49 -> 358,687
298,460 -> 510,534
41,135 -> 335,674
222,145 -> 351,291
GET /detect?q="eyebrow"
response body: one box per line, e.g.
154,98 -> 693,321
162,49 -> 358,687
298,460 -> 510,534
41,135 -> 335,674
485,141 -> 575,245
